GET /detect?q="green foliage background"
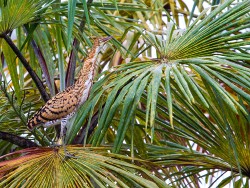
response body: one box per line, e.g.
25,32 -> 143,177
0,0 -> 249,187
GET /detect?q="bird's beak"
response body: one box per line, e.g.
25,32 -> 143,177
100,36 -> 113,43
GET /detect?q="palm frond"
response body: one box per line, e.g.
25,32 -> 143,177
1,0 -> 250,187
0,0 -> 53,34
68,0 -> 250,154
0,146 -> 168,188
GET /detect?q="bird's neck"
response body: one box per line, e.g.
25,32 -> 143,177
73,45 -> 100,97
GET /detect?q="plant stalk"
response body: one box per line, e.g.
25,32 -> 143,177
0,33 -> 50,102
0,131 -> 38,148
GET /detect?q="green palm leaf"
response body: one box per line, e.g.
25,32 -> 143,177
0,146 -> 167,188
0,0 -> 52,34
1,0 -> 249,187
68,0 -> 250,153
143,87 -> 250,186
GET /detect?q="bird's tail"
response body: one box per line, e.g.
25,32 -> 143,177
27,111 -> 44,130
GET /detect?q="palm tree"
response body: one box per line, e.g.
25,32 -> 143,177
0,0 -> 249,187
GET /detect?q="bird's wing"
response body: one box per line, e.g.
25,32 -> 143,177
27,90 -> 78,129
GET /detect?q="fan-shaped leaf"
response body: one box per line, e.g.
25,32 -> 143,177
0,146 -> 168,188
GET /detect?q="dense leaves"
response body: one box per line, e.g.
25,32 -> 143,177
0,0 -> 249,187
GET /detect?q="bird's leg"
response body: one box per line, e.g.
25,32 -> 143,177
60,118 -> 67,153
59,118 -> 77,159
43,120 -> 62,147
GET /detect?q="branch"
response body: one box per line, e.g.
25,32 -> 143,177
0,131 -> 38,148
0,33 -> 50,102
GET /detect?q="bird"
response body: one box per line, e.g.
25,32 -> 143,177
27,36 -> 112,155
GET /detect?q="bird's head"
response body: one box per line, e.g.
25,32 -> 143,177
89,36 -> 112,58
84,36 -> 113,67
93,36 -> 113,47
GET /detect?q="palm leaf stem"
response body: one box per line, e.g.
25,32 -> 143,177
65,28 -> 83,87
0,33 -> 50,102
0,131 -> 38,148
23,26 -> 55,96
65,37 -> 79,87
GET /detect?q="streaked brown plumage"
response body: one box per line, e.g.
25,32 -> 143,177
27,86 -> 77,129
27,36 -> 112,131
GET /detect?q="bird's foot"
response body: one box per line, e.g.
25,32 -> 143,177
49,143 -> 77,159
64,152 -> 78,159
63,146 -> 78,159
49,143 -> 62,148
